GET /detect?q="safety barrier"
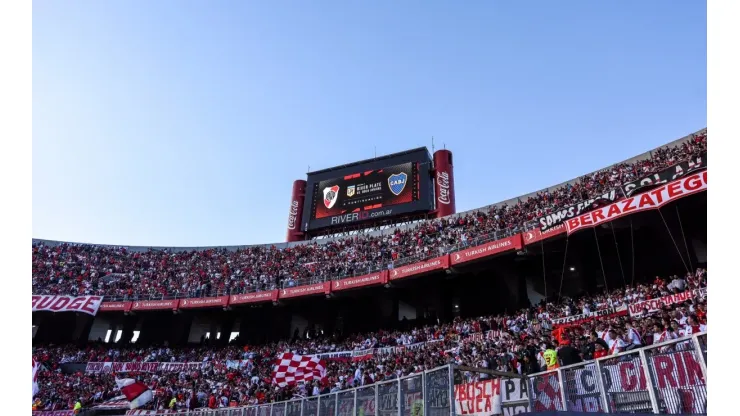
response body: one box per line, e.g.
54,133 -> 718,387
528,333 -> 707,415
64,333 -> 706,416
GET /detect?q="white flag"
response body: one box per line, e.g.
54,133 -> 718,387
115,378 -> 153,409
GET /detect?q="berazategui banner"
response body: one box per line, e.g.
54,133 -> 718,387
566,171 -> 706,235
622,152 -> 706,197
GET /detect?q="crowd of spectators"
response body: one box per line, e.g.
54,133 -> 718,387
32,268 -> 707,412
31,131 -> 707,300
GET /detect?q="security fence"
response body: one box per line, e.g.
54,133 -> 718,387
65,333 -> 706,416
528,332 -> 707,415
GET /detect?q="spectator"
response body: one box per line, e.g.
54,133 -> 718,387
556,339 -> 582,366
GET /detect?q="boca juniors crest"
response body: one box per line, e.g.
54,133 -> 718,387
388,172 -> 408,196
323,185 -> 340,209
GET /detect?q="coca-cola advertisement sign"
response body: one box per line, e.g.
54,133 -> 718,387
437,171 -> 451,205
287,200 -> 300,230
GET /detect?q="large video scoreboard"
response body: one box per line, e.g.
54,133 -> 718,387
302,148 -> 434,231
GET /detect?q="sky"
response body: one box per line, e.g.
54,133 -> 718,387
32,0 -> 707,247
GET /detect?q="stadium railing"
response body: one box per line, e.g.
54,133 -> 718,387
528,332 -> 707,415
113,333 -> 705,416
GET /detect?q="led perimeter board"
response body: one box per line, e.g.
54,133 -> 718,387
302,148 -> 434,231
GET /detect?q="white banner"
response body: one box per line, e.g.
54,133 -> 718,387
551,305 -> 628,326
454,379 -> 503,416
85,361 -> 203,373
32,295 -> 103,316
628,288 -> 707,317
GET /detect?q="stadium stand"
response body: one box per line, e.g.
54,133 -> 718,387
32,129 -> 708,414
31,131 -> 706,301
32,268 -> 707,411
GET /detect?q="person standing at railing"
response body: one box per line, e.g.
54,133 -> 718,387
624,321 -> 643,350
605,329 -> 627,355
556,338 -> 582,366
685,315 -> 707,335
543,344 -> 558,370
652,323 -> 673,344
585,332 -> 608,360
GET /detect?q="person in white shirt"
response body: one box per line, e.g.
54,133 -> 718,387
685,316 -> 707,335
652,323 -> 674,345
353,366 -> 362,386
605,330 -> 627,355
624,321 -> 643,350
668,276 -> 687,292
582,303 -> 591,315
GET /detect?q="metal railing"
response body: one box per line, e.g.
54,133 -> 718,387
35,333 -> 707,416
122,365 -> 452,416
528,332 -> 707,415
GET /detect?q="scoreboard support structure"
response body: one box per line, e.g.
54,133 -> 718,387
285,148 -> 456,242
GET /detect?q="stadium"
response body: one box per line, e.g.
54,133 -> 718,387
32,128 -> 707,416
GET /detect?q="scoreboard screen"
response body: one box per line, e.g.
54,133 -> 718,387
303,149 -> 433,231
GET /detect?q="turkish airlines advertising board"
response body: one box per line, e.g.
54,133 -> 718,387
178,296 -> 229,309
450,234 -> 523,266
389,255 -> 449,281
32,295 -> 103,316
130,299 -> 179,311
523,224 -> 566,246
279,282 -> 331,299
331,271 -> 387,292
98,301 -> 133,313
230,290 -> 279,305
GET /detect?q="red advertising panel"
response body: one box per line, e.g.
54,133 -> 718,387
130,299 -> 179,312
279,282 -> 331,300
450,234 -> 523,266
566,171 -> 707,235
433,149 -> 456,218
230,290 -> 279,305
98,301 -> 133,313
389,255 -> 449,281
331,271 -> 387,292
523,224 -> 566,246
178,296 -> 229,309
32,295 -> 103,316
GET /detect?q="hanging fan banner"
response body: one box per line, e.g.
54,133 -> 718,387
537,189 -> 619,232
622,152 -> 706,197
565,171 -> 706,235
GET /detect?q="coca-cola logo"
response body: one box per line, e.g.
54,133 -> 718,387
287,200 -> 299,230
437,171 -> 451,205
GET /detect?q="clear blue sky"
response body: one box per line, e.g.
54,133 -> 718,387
32,0 -> 707,247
